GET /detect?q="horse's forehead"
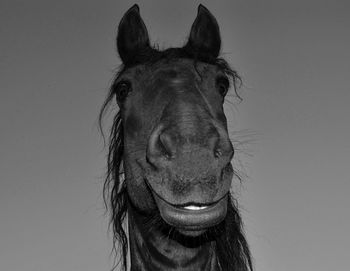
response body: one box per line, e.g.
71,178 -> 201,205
152,59 -> 217,77
152,60 -> 196,75
127,59 -> 219,84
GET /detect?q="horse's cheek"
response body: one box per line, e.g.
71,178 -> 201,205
124,111 -> 143,141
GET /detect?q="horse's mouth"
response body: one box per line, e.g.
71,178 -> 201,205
150,187 -> 228,232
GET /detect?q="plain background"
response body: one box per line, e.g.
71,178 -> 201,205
1,1 -> 350,270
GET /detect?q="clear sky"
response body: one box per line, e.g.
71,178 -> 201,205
1,1 -> 350,270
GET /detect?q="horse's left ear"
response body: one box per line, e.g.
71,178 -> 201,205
185,5 -> 221,58
117,4 -> 150,64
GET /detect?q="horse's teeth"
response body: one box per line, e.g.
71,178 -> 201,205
183,205 -> 208,210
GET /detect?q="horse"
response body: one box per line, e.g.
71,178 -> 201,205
99,4 -> 253,271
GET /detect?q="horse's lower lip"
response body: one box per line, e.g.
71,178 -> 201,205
152,192 -> 228,231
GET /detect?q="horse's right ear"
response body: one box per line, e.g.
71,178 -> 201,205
117,4 -> 150,64
185,5 -> 221,58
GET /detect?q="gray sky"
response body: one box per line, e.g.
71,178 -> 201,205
1,1 -> 350,270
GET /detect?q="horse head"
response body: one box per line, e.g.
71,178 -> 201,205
100,4 -> 252,271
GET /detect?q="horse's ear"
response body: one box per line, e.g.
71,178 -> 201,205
117,4 -> 150,64
185,5 -> 221,58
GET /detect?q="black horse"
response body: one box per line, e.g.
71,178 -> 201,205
100,4 -> 253,271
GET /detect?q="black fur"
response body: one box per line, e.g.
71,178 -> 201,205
99,4 -> 252,271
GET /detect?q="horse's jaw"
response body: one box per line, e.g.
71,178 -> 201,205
127,201 -> 220,271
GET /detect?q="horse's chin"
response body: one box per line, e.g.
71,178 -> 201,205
176,228 -> 207,237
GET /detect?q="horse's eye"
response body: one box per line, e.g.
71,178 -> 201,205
115,81 -> 132,103
216,77 -> 229,97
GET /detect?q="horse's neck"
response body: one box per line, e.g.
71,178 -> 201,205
127,208 -> 220,271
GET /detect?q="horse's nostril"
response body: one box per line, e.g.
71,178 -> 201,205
146,125 -> 175,168
159,132 -> 175,159
214,149 -> 222,158
213,136 -> 234,161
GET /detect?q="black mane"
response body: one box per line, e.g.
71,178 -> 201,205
99,46 -> 252,271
